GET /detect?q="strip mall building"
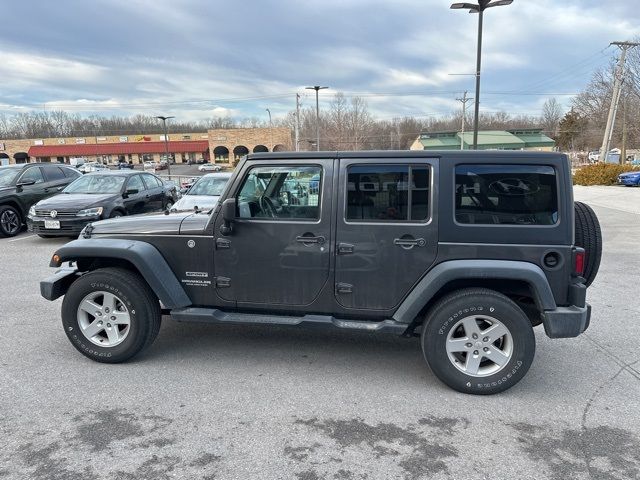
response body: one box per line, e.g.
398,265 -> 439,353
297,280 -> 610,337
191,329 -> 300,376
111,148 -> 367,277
0,127 -> 291,166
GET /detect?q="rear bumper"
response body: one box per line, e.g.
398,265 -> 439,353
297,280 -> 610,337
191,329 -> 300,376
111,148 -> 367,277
543,304 -> 591,338
40,267 -> 80,301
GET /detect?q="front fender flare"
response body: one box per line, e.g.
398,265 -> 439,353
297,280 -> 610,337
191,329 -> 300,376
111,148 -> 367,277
50,238 -> 191,309
392,259 -> 557,324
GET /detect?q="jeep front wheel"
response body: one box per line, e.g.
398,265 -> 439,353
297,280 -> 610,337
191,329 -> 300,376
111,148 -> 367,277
421,288 -> 535,395
61,267 -> 161,363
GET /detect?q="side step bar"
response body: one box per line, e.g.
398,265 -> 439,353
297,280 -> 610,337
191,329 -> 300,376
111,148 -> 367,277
170,307 -> 408,335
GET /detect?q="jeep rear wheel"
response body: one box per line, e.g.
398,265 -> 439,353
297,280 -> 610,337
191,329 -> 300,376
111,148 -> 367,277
61,267 -> 161,363
574,201 -> 602,286
421,288 -> 535,395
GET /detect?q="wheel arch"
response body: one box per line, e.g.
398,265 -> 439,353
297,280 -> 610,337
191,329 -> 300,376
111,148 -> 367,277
50,238 -> 191,309
393,260 -> 556,333
0,199 -> 25,220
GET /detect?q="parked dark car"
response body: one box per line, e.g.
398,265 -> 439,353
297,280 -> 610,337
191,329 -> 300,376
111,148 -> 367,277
42,151 -> 600,394
117,161 -> 134,170
0,163 -> 82,237
27,171 -> 178,237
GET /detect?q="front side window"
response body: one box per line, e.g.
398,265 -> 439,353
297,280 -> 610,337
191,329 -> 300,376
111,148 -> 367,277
19,167 -> 44,185
236,165 -> 322,220
346,165 -> 430,222
455,164 -> 558,225
126,175 -> 145,192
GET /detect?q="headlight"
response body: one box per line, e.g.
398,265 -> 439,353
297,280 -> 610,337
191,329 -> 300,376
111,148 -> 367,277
28,205 -> 36,217
76,207 -> 103,217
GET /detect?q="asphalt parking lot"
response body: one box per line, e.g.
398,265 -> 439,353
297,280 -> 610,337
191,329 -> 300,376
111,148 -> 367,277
1,186 -> 639,480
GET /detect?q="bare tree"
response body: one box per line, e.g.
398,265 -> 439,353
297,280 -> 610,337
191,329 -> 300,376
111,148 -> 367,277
542,98 -> 563,138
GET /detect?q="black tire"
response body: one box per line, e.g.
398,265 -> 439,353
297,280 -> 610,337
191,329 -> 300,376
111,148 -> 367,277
421,288 -> 535,395
574,201 -> 602,287
0,205 -> 22,237
61,267 -> 161,363
165,199 -> 174,210
109,209 -> 125,219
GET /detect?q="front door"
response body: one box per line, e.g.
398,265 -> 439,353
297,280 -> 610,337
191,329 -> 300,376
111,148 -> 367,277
214,160 -> 333,306
334,159 -> 438,311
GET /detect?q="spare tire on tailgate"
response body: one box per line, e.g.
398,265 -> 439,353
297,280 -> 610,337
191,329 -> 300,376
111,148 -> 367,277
574,201 -> 602,286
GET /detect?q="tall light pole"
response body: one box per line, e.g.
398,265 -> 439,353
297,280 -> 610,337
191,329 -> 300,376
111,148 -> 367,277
265,108 -> 273,151
451,0 -> 513,150
155,115 -> 174,175
305,86 -> 328,151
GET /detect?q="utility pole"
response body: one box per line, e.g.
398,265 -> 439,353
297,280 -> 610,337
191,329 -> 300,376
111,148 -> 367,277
265,108 -> 273,151
456,91 -> 473,150
295,94 -> 300,152
621,94 -> 627,165
599,41 -> 639,163
156,116 -> 174,176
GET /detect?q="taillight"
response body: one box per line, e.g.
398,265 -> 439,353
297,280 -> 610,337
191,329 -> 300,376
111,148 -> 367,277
574,250 -> 585,276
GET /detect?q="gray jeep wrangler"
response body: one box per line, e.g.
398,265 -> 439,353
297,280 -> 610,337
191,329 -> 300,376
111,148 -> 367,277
41,151 -> 601,394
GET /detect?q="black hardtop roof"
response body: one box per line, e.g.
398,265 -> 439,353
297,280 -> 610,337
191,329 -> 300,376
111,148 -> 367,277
245,150 -> 566,162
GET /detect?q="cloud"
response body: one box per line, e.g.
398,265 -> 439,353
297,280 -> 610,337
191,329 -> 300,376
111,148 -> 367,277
0,0 -> 638,122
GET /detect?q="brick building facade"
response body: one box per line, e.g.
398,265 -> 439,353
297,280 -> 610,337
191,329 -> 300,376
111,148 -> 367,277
0,127 -> 291,166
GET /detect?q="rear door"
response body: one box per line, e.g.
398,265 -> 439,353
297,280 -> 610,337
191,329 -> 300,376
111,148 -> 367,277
334,158 -> 438,311
42,166 -> 70,196
141,173 -> 164,211
123,174 -> 148,214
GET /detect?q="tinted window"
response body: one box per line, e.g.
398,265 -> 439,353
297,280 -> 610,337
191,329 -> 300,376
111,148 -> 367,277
455,164 -> 558,225
346,165 -> 430,222
127,175 -> 145,192
236,165 -> 321,220
142,174 -> 161,189
44,167 -> 66,181
62,167 -> 82,179
19,167 -> 44,184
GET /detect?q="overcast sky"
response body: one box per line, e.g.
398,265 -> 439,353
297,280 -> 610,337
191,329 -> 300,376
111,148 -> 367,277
1,0 -> 638,122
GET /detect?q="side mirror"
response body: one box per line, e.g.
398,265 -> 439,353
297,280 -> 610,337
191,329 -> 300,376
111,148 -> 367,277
220,198 -> 236,235
17,179 -> 36,188
123,188 -> 138,198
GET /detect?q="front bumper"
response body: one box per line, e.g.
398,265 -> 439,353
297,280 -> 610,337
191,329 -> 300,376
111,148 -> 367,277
28,216 -> 96,236
40,267 -> 80,301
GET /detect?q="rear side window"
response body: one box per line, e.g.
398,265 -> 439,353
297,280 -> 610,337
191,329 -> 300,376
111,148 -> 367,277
62,167 -> 81,179
44,167 -> 66,181
455,164 -> 558,225
346,165 -> 430,222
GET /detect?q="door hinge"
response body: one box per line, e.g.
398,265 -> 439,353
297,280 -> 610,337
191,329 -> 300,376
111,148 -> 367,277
216,238 -> 231,249
335,282 -> 353,294
214,276 -> 231,288
337,242 -> 354,254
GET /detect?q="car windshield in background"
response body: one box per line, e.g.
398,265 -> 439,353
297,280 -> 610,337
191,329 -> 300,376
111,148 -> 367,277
0,167 -> 21,187
64,175 -> 126,194
188,177 -> 229,196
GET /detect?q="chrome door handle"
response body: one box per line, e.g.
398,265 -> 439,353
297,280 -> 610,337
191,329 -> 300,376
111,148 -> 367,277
296,235 -> 325,245
393,237 -> 426,248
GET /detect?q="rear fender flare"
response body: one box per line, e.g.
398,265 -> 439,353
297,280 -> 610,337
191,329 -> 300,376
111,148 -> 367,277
392,259 -> 557,324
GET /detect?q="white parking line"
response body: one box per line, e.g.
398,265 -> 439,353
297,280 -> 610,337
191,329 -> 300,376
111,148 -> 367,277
7,234 -> 37,242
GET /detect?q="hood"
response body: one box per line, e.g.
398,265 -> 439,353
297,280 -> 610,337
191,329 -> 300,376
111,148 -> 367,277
90,211 -> 194,235
37,193 -> 118,210
171,194 -> 220,212
88,211 -> 210,236
620,171 -> 640,177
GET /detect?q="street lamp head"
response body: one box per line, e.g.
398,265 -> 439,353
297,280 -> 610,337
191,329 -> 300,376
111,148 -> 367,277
450,2 -> 478,10
305,86 -> 329,91
487,0 -> 513,7
155,115 -> 175,121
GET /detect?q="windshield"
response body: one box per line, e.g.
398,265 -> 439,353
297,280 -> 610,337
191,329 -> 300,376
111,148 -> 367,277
64,175 -> 126,194
188,176 -> 230,196
0,167 -> 21,187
